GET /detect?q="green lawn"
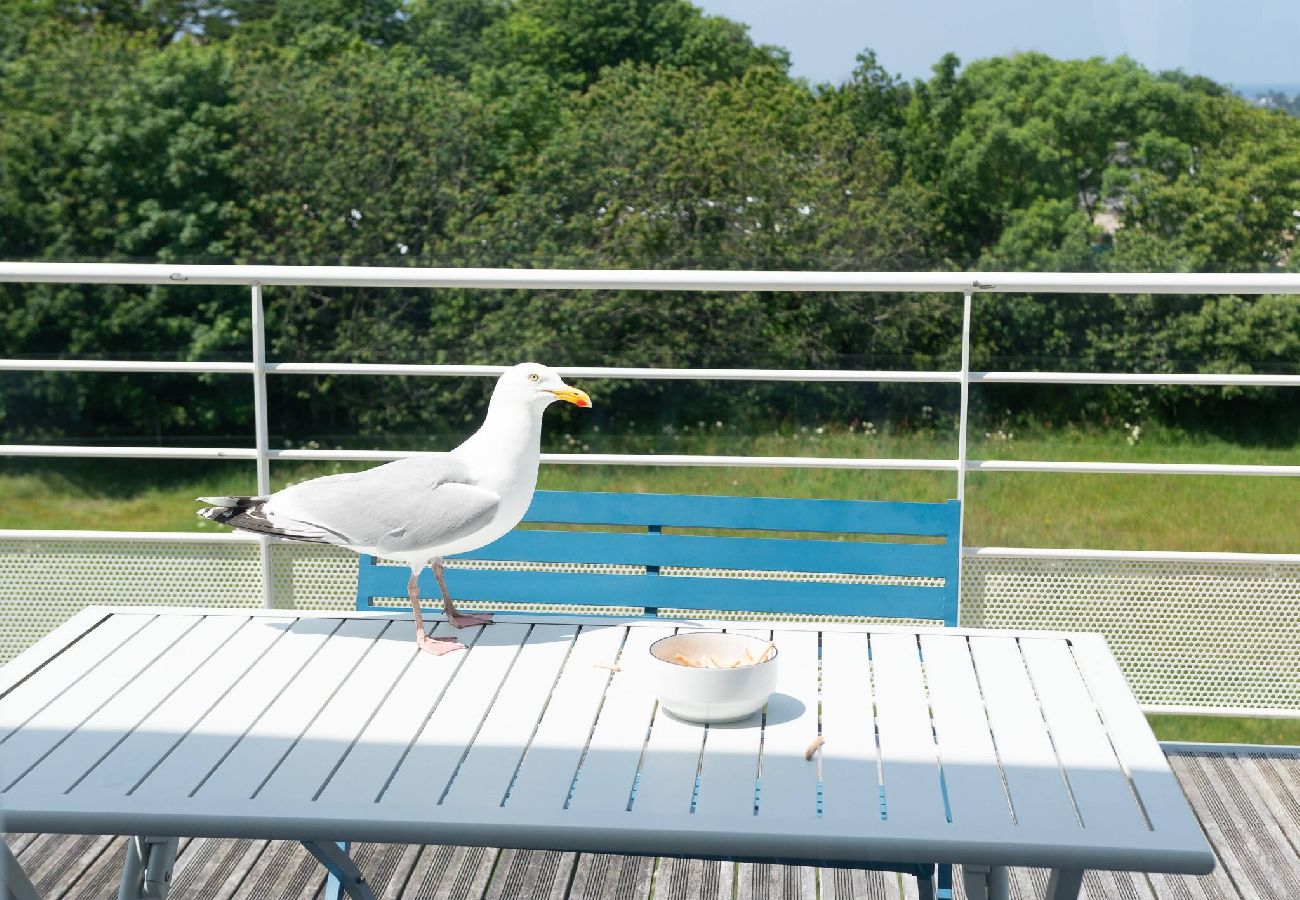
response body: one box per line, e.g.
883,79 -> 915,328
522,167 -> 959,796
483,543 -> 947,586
2,424 -> 1297,745
5,424 -> 1296,552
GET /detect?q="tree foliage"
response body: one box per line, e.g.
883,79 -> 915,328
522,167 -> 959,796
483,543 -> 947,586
1,4 -> 1298,444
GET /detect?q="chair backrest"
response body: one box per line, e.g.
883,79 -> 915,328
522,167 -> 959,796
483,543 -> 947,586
356,490 -> 961,625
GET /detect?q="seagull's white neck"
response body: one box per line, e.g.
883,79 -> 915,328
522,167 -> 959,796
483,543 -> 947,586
452,396 -> 545,489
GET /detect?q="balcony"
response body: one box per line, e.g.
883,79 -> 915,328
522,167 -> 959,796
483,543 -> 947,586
1,263 -> 1298,899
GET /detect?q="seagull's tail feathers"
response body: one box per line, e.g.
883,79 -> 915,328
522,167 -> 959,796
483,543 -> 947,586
197,497 -> 337,545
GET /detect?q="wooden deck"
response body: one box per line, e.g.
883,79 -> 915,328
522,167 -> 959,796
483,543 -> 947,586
6,749 -> 1299,900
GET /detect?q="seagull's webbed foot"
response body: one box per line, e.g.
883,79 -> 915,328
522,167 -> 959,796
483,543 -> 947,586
445,609 -> 494,629
415,627 -> 467,656
433,556 -> 494,629
408,569 -> 467,656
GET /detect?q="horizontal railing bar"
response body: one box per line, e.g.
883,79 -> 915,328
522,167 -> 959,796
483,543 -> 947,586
0,444 -> 259,459
6,359 -> 1300,388
1146,708 -> 1300,721
273,450 -> 963,470
3,263 -> 1300,294
266,362 -> 962,382
973,371 -> 1300,387
966,546 -> 1300,564
3,444 -> 1297,475
0,529 -> 263,542
0,359 -> 255,374
1159,740 -> 1300,751
968,460 -> 1300,476
3,530 -> 1295,566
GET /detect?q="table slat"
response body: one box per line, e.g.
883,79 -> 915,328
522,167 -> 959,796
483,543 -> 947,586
441,624 -> 580,808
0,615 -> 200,788
967,636 -> 1078,833
253,623 -> 418,804
68,616 -> 294,798
692,628 -> 768,819
819,631 -> 879,826
630,627 -> 711,817
870,632 -> 948,829
0,614 -> 152,730
5,615 -> 248,797
378,622 -> 532,806
565,626 -> 671,814
1069,634 -> 1209,846
313,621 -> 472,804
130,617 -> 336,799
503,625 -> 627,813
918,633 -> 1013,828
193,617 -> 389,799
752,629 -> 820,821
1017,637 -> 1148,836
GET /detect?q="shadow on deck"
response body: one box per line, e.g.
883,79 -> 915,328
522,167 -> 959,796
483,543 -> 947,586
6,749 -> 1299,900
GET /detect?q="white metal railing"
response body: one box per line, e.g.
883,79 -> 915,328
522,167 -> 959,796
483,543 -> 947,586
3,263 -> 1299,506
2,262 -> 1299,717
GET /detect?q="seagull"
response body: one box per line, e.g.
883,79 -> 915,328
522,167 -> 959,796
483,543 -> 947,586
197,363 -> 591,656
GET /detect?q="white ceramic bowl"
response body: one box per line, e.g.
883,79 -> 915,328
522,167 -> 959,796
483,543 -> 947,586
645,632 -> 778,724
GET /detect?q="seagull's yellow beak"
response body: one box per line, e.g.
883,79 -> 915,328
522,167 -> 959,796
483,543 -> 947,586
549,386 -> 592,408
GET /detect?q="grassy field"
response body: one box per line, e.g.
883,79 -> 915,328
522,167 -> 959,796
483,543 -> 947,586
2,423 -> 1297,744
3,424 -> 1297,551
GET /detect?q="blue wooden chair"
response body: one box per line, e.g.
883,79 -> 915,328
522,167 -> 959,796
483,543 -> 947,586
357,490 -> 961,625
352,490 -> 961,900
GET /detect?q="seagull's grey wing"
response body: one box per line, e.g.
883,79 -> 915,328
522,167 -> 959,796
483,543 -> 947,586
263,455 -> 499,552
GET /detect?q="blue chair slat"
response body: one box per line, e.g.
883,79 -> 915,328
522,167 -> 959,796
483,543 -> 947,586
362,569 -> 946,620
524,491 -> 958,537
357,490 -> 960,625
462,529 -> 951,579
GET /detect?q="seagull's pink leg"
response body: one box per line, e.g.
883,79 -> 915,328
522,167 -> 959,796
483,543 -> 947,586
434,557 -> 494,628
409,570 -> 466,655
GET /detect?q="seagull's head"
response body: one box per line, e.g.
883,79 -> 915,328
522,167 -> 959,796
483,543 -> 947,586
495,363 -> 592,412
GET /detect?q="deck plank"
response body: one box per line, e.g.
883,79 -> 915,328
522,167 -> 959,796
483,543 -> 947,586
14,749 -> 1300,900
819,866 -> 907,900
400,844 -> 496,900
229,839 -> 325,900
1168,752 -> 1300,900
565,853 -> 654,900
734,862 -> 816,900
16,832 -> 116,899
481,848 -> 575,900
171,837 -> 270,900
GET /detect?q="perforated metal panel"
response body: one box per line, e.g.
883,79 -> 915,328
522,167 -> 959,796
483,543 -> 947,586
961,554 -> 1300,713
269,541 -> 357,611
2,535 -> 1298,714
0,536 -> 263,663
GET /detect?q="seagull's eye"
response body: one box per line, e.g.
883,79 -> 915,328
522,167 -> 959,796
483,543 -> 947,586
528,373 -> 540,382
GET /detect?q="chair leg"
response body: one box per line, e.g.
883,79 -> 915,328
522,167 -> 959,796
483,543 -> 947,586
323,842 -> 348,900
937,863 -> 953,900
1046,869 -> 1083,900
2,839 -> 42,900
302,841 -> 377,900
916,864 -> 936,900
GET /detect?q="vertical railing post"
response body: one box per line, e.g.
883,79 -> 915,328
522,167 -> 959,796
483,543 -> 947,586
251,283 -> 273,609
956,287 -> 974,613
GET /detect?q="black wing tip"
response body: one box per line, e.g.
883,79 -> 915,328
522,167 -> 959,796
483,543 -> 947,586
197,501 -> 333,545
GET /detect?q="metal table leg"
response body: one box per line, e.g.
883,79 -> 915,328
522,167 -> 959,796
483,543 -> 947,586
302,841 -> 377,900
117,837 -> 177,900
2,840 -> 42,900
962,864 -> 1009,900
1046,869 -> 1083,900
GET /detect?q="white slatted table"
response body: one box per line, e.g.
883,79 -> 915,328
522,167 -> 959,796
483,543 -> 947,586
0,607 -> 1213,900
